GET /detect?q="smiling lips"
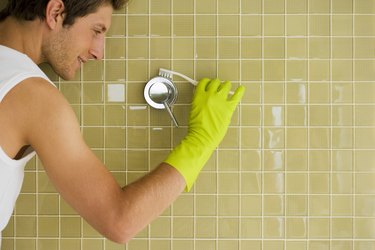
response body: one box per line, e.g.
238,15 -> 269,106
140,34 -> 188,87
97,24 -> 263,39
77,57 -> 88,70
78,56 -> 87,64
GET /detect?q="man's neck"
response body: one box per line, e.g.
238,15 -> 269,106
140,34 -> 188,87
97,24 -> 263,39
0,17 -> 45,64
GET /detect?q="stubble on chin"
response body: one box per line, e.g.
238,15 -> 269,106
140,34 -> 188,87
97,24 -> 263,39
42,30 -> 77,80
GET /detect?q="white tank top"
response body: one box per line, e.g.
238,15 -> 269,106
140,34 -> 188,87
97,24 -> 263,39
0,45 -> 55,245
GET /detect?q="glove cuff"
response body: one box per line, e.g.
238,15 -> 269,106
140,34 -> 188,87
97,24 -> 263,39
164,137 -> 215,192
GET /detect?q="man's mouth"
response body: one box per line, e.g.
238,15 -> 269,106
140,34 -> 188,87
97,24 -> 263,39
78,57 -> 87,64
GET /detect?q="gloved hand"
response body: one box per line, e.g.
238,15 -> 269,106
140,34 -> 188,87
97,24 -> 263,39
164,78 -> 245,191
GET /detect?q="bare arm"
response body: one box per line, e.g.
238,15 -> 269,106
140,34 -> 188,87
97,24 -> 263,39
10,79 -> 185,243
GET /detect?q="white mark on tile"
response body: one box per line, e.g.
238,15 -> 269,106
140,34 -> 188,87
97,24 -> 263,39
298,84 -> 306,103
152,127 -> 163,131
129,105 -> 147,110
107,84 -> 125,102
272,106 -> 283,126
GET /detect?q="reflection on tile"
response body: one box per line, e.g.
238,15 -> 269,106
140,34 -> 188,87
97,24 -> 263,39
264,195 -> 284,216
264,106 -> 283,126
333,105 -> 353,126
264,173 -> 284,194
264,150 -> 284,170
309,128 -> 330,148
287,82 -> 307,103
263,217 -> 284,238
333,82 -> 353,103
264,128 -> 284,149
332,128 -> 353,149
241,173 -> 261,194
241,128 -> 261,149
286,217 -> 307,239
332,173 -> 353,194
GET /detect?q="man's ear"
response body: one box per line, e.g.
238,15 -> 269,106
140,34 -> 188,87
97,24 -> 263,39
45,0 -> 65,29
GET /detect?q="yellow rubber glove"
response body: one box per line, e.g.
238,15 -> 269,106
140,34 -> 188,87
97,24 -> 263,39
164,78 -> 245,191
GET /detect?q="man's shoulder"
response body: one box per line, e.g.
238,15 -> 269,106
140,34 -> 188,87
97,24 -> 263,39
12,77 -> 64,104
3,77 -> 74,125
0,76 -> 78,155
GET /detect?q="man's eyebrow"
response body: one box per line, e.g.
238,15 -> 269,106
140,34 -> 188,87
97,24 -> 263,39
96,24 -> 107,32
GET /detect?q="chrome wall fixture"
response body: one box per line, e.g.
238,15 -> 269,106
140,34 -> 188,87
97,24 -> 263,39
144,70 -> 180,127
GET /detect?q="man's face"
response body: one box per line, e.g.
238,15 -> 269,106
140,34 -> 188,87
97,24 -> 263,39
43,4 -> 113,80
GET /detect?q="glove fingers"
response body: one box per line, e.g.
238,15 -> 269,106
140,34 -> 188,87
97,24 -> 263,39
206,78 -> 221,93
229,85 -> 245,105
196,78 -> 211,93
218,81 -> 232,96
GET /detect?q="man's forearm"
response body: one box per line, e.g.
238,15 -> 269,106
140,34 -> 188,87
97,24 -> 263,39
116,163 -> 185,242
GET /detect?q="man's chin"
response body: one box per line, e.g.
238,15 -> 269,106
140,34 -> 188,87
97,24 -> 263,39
53,68 -> 77,81
59,73 -> 76,81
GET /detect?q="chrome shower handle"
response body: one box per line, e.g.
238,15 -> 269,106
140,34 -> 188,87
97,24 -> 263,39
163,101 -> 179,127
144,76 -> 179,127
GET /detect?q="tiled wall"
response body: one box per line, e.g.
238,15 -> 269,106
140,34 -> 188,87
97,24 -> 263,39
3,0 -> 375,249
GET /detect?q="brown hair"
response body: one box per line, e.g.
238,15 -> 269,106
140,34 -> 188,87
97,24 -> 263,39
0,0 -> 128,25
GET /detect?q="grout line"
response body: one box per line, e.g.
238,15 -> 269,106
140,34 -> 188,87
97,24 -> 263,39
284,0 -> 287,247
119,12 -> 375,17
306,0 -> 311,247
147,1 -> 151,248
329,0 -> 333,248
102,18 -> 107,250
124,7 -> 129,249
261,1 -> 265,249
57,77 -> 62,250
170,1 -> 174,250
193,0 -> 197,249
352,1 -> 356,249
215,1 -> 219,249
238,0 -> 242,249
79,102 -> 375,106
79,58 -> 84,250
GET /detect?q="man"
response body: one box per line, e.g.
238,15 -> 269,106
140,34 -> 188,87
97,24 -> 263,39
0,0 -> 244,245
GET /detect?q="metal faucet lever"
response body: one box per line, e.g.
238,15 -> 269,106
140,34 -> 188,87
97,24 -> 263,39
144,75 -> 179,127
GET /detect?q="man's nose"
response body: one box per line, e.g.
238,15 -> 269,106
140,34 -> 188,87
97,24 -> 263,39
89,37 -> 105,60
